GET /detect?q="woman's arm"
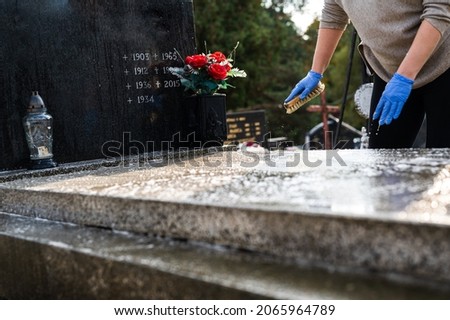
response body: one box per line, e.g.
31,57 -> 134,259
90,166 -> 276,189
397,19 -> 442,79
373,20 -> 443,125
311,28 -> 345,74
284,27 -> 344,103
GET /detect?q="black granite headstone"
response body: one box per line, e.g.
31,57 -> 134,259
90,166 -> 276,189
0,0 -> 195,170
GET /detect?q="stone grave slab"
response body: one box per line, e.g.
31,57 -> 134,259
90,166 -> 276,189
0,149 -> 449,285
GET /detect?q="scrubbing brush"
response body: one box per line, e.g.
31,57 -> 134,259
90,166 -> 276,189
283,82 -> 325,114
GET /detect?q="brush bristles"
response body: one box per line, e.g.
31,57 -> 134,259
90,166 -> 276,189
283,82 -> 325,114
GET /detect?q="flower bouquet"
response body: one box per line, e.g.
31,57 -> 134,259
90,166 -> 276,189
169,43 -> 247,95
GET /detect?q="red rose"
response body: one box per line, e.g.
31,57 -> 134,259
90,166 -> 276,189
208,63 -> 228,80
222,61 -> 232,72
185,54 -> 208,68
208,51 -> 227,63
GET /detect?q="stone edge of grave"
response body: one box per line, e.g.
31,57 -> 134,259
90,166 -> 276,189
0,212 -> 266,299
1,186 -> 449,286
2,212 -> 450,299
0,146 -> 234,183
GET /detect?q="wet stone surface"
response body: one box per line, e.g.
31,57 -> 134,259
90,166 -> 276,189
0,149 -> 450,284
2,149 -> 449,224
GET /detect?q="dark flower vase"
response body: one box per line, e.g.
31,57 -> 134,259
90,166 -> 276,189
183,93 -> 227,148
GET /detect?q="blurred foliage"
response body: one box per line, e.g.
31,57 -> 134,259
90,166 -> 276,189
262,0 -> 307,13
192,0 -> 368,145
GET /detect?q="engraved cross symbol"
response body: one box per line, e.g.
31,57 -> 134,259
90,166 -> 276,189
127,98 -> 132,104
154,67 -> 159,75
155,81 -> 161,88
153,53 -> 158,60
122,54 -> 128,61
126,83 -> 131,90
124,69 -> 130,75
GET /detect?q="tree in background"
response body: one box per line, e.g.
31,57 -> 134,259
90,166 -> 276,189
192,0 -> 306,106
192,0 -> 367,145
263,0 -> 307,12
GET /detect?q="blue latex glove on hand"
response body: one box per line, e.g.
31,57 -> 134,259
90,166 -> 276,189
285,70 -> 323,103
373,73 -> 414,125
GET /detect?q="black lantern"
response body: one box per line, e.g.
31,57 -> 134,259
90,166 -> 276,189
22,92 -> 57,169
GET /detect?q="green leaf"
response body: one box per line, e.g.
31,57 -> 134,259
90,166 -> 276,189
228,68 -> 247,78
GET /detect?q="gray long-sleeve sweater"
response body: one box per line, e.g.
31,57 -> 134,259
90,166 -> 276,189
320,0 -> 450,88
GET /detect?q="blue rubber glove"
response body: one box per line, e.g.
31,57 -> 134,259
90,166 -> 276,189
373,73 -> 414,125
285,70 -> 323,103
